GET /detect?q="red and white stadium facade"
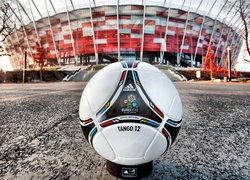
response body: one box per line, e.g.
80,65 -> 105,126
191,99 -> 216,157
3,0 -> 243,69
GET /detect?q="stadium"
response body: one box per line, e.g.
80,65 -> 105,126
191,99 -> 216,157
1,0 -> 244,71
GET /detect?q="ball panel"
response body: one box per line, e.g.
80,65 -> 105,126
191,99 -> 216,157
97,123 -> 157,164
164,124 -> 181,143
137,62 -> 162,74
137,63 -> 179,117
167,94 -> 183,121
80,123 -> 95,141
93,131 -> 116,161
144,132 -> 167,161
82,63 -> 122,117
79,94 -> 93,120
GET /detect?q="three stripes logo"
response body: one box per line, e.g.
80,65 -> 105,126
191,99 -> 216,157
123,83 -> 136,92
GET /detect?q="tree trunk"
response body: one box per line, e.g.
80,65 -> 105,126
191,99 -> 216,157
240,3 -> 250,56
40,66 -> 42,82
210,59 -> 213,80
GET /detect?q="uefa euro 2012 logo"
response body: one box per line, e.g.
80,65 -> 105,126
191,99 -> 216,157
122,94 -> 138,113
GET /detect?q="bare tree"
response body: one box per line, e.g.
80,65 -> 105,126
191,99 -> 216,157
34,42 -> 48,81
238,0 -> 250,56
0,0 -> 16,42
227,0 -> 250,55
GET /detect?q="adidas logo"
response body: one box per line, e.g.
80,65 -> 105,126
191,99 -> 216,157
123,83 -> 136,91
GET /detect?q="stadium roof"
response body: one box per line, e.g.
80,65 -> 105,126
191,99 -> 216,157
13,0 -> 241,32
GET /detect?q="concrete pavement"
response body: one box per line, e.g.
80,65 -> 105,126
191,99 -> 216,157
0,81 -> 249,179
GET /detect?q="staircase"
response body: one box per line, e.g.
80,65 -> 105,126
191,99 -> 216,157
162,69 -> 187,81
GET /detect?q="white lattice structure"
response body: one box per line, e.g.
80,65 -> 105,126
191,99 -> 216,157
2,0 -> 244,70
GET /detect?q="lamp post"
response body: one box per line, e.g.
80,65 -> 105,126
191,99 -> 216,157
227,46 -> 231,82
22,50 -> 27,84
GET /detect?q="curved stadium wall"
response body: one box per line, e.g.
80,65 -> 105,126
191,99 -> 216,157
4,3 -> 242,69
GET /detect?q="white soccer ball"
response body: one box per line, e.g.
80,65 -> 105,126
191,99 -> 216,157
79,61 -> 182,166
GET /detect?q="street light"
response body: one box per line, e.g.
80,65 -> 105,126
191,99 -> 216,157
227,46 -> 231,82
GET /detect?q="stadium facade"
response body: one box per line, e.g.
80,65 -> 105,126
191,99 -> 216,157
2,0 -> 243,70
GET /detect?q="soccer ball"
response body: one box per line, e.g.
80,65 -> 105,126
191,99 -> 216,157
79,60 -> 182,166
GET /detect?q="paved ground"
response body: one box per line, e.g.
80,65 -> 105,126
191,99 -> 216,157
0,81 -> 249,180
